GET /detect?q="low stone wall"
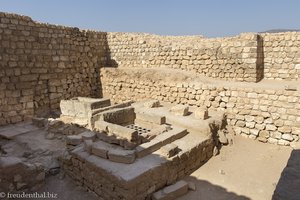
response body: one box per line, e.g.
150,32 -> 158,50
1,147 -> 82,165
107,32 -> 263,82
101,68 -> 300,145
62,138 -> 214,200
261,32 -> 300,80
0,12 -> 107,125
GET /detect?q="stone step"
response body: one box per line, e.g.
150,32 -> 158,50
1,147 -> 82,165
152,180 -> 188,200
135,127 -> 187,158
91,141 -> 136,164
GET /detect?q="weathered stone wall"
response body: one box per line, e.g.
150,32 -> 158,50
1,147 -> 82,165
106,32 -> 263,82
62,138 -> 214,200
101,68 -> 300,146
261,32 -> 300,80
0,12 -> 107,125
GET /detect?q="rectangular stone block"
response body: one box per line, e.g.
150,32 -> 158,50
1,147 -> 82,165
135,112 -> 166,125
170,105 -> 189,116
136,127 -> 187,158
95,121 -> 138,142
66,135 -> 82,146
108,149 -> 136,164
91,141 -> 110,159
99,107 -> 135,125
194,108 -> 208,120
152,180 -> 188,200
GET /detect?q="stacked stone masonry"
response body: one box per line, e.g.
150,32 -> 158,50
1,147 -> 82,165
0,12 -> 107,125
101,68 -> 300,146
106,32 -> 263,82
1,12 -> 300,146
261,32 -> 300,80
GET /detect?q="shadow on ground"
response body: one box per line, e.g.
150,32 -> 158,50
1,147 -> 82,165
272,149 -> 300,200
178,176 -> 250,200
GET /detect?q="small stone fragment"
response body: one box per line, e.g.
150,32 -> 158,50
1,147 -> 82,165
194,108 -> 209,120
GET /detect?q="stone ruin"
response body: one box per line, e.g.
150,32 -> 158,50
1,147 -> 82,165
57,97 -> 225,200
1,11 -> 300,200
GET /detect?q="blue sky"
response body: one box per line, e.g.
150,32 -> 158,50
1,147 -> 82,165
0,0 -> 299,37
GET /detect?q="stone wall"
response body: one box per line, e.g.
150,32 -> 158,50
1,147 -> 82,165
0,12 -> 107,125
261,32 -> 300,80
62,138 -> 214,200
107,32 -> 263,82
2,11 -> 300,130
101,68 -> 300,146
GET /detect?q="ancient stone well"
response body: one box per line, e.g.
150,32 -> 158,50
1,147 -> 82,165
57,98 -> 226,200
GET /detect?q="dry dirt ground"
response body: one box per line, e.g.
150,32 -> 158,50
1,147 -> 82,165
178,136 -> 296,200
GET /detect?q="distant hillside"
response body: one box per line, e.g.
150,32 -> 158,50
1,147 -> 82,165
260,29 -> 300,33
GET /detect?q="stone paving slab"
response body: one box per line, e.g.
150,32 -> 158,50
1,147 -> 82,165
0,123 -> 39,139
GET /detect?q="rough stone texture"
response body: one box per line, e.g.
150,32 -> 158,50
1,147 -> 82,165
106,32 -> 262,82
0,12 -> 107,126
136,112 -> 166,125
61,136 -> 214,200
170,105 -> 189,116
60,97 -> 111,123
94,121 -> 138,142
0,156 -> 45,192
194,108 -> 209,120
261,32 -> 300,80
1,11 -> 300,148
101,68 -> 300,145
152,180 -> 188,200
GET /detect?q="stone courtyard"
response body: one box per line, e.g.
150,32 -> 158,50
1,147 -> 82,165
1,12 -> 300,200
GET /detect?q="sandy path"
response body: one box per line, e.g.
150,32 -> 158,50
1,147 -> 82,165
178,136 -> 293,200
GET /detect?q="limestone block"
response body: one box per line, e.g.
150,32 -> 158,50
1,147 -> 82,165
66,135 -> 82,146
99,107 -> 135,125
194,108 -> 208,120
282,134 -> 294,141
170,105 -> 189,116
259,130 -> 270,138
266,124 -> 277,131
60,100 -> 75,117
136,127 -> 187,158
284,85 -> 297,91
278,126 -> 292,133
79,131 -> 96,141
270,131 -> 282,139
152,180 -> 188,200
144,99 -> 160,108
160,143 -> 180,158
278,139 -> 290,146
107,149 -> 136,164
95,121 -> 138,142
136,112 -> 166,125
91,141 -> 110,159
84,140 -> 93,154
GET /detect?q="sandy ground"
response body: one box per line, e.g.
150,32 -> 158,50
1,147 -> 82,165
178,136 -> 293,200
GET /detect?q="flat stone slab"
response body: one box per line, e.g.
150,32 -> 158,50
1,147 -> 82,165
152,180 -> 188,200
98,107 -> 135,125
0,123 -> 39,139
136,112 -> 166,125
108,149 -> 136,164
66,135 -> 82,146
95,121 -> 138,142
170,105 -> 189,116
91,140 -> 114,159
136,127 -> 187,158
